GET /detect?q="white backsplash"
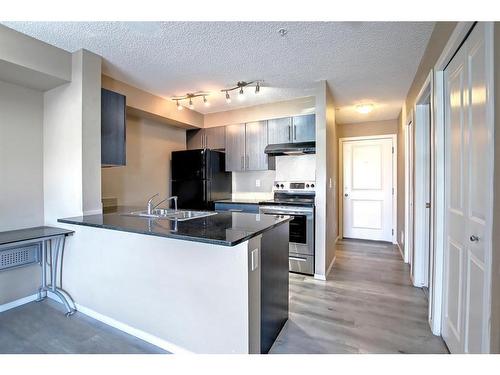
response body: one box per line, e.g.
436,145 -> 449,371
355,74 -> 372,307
275,154 -> 316,181
231,154 -> 316,198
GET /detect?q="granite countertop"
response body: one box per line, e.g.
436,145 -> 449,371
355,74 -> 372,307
58,208 -> 291,247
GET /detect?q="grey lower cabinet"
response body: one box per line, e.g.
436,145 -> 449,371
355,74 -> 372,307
101,88 -> 126,166
267,114 -> 316,145
225,121 -> 271,172
186,126 -> 226,150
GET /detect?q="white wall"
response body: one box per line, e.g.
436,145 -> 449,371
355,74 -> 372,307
0,79 -> 44,304
58,224 -> 258,353
43,50 -> 102,224
101,115 -> 186,207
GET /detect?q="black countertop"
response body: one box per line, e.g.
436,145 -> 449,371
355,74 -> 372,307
0,226 -> 74,246
58,208 -> 291,247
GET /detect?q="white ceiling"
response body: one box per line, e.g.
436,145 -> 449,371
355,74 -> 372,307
2,22 -> 434,124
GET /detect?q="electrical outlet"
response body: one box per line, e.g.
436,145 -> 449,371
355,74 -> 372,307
255,179 -> 261,187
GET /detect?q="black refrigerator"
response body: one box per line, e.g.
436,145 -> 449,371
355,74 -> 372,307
171,149 -> 232,210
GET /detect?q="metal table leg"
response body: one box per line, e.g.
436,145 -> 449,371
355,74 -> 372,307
37,235 -> 77,316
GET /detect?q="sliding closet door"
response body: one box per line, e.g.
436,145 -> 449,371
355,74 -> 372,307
442,22 -> 493,354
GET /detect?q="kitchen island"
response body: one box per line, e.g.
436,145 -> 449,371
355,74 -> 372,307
57,209 -> 290,354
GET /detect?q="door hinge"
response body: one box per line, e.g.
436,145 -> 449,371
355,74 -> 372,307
392,229 -> 394,235
392,146 -> 394,154
392,187 -> 394,195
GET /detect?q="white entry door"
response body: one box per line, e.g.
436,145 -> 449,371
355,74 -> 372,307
342,138 -> 393,242
442,23 -> 493,354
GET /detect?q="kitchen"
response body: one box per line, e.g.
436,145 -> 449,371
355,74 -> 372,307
0,22 -> 325,354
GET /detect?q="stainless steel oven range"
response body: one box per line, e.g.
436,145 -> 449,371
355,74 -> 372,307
259,181 -> 315,275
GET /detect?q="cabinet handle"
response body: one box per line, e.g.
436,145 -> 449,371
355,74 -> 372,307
470,235 -> 480,242
294,125 -> 297,140
288,125 -> 291,141
246,155 -> 249,169
241,156 -> 244,170
229,209 -> 243,212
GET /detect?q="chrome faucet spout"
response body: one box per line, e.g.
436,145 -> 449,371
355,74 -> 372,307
151,195 -> 178,212
146,193 -> 160,215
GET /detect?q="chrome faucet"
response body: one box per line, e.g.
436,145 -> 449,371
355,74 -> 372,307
146,193 -> 160,215
147,193 -> 178,214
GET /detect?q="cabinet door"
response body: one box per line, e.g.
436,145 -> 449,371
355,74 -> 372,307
245,121 -> 268,171
292,114 -> 316,143
205,126 -> 226,150
101,88 -> 126,166
225,124 -> 246,171
186,129 -> 204,150
267,117 -> 292,144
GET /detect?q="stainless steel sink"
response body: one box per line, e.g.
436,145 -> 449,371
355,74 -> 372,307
123,209 -> 217,221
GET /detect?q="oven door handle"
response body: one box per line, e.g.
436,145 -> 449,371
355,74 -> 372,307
261,211 -> 309,216
289,256 -> 308,262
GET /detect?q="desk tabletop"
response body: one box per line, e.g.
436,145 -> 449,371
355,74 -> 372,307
0,226 -> 74,246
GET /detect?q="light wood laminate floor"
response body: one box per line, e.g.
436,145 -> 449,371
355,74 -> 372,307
270,239 -> 449,354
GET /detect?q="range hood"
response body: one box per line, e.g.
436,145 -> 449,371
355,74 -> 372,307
264,141 -> 316,156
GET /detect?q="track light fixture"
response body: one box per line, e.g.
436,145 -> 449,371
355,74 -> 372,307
172,80 -> 263,110
171,92 -> 210,111
221,80 -> 263,103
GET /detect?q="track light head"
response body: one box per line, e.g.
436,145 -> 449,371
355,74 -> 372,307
255,82 -> 260,94
188,98 -> 194,110
176,100 -> 183,110
225,91 -> 231,103
203,96 -> 209,107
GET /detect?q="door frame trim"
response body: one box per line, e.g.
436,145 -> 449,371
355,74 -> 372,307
338,134 -> 397,244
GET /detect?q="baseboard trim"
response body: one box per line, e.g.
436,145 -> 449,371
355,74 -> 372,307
0,293 -> 38,313
326,255 -> 336,278
46,292 -> 192,354
396,242 -> 404,260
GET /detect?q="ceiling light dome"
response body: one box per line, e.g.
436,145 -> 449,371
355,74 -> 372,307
355,104 -> 374,114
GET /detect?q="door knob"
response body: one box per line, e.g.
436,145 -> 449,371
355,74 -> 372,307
344,193 -> 349,197
470,235 -> 479,242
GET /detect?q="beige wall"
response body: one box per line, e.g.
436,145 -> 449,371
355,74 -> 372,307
396,109 -> 406,250
101,115 -> 186,207
102,75 -> 203,130
314,81 -> 337,279
490,22 -> 500,354
0,79 -> 44,305
204,96 -> 315,128
337,119 -> 397,139
325,84 -> 338,274
405,22 -> 457,114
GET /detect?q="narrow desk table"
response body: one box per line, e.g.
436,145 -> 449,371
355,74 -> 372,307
0,226 -> 76,316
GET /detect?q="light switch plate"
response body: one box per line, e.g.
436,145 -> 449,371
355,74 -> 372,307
255,179 -> 261,187
251,248 -> 259,271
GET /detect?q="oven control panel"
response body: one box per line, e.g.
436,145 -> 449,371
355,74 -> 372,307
273,181 -> 316,192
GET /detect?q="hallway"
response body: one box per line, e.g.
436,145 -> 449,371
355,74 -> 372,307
270,239 -> 448,353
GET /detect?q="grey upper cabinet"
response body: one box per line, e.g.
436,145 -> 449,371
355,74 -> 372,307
267,117 -> 292,145
186,126 -> 226,150
186,129 -> 204,149
292,114 -> 316,142
225,124 -> 246,172
245,121 -> 268,171
101,88 -> 126,166
205,126 -> 226,150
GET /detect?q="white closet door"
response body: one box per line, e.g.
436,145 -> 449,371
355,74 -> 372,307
442,22 -> 493,354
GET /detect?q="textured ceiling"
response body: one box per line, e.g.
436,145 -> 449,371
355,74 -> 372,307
1,22 -> 434,124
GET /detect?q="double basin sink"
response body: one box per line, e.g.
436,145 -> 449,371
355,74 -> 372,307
124,208 -> 217,221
